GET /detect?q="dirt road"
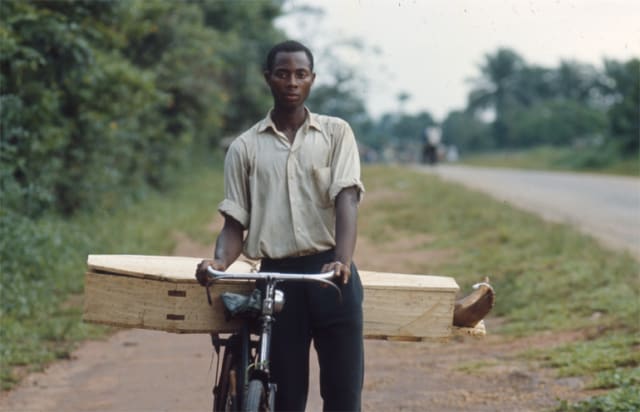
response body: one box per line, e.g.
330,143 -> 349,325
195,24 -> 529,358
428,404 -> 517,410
0,237 -> 594,412
2,165 -> 623,412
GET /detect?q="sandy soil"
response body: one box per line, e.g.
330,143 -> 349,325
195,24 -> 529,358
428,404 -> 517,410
0,228 -> 598,412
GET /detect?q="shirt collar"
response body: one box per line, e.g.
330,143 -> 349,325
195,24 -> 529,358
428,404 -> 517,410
258,107 -> 322,134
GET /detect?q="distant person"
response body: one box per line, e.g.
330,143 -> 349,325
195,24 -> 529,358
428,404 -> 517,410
422,126 -> 441,165
195,40 -> 364,411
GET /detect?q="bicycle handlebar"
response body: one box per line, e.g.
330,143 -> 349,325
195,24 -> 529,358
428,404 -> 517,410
206,267 -> 342,296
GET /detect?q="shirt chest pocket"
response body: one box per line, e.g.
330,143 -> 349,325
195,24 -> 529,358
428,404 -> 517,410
311,166 -> 332,209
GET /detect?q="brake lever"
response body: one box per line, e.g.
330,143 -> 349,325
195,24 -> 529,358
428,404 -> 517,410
205,280 -> 214,305
315,277 -> 343,303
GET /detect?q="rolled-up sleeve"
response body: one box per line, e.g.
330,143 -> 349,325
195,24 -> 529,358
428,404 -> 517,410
218,140 -> 250,228
328,121 -> 365,202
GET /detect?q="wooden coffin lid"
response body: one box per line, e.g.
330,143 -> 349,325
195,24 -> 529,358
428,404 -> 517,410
87,254 -> 256,282
87,254 -> 459,291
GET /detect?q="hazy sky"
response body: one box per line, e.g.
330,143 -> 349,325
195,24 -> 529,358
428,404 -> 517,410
276,0 -> 639,121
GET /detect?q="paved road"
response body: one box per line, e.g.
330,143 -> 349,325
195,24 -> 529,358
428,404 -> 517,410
420,165 -> 640,259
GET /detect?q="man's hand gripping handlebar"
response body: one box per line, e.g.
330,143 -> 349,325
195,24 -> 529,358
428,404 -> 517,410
196,262 -> 343,304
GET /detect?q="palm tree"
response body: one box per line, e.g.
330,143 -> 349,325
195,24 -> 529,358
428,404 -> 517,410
467,48 -> 526,148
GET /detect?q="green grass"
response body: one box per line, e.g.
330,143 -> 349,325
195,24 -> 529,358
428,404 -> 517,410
0,157 -> 225,390
2,162 -> 638,410
360,165 -> 639,409
555,385 -> 640,412
460,146 -> 640,177
360,166 -> 639,334
527,334 -> 640,379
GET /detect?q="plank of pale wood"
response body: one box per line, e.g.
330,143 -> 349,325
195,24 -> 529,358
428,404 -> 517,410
88,255 -> 201,281
87,255 -> 459,292
360,271 -> 458,292
83,271 -> 253,333
87,255 -> 257,281
84,273 -> 458,338
84,254 -> 460,338
363,287 -> 455,338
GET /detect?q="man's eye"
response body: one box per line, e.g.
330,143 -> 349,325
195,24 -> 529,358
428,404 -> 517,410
275,72 -> 288,79
296,72 -> 308,79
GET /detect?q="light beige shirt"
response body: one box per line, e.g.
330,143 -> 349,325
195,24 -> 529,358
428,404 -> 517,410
218,109 -> 365,259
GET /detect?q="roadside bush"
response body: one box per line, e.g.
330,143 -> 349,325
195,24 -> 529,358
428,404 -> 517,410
1,0 -> 284,217
1,0 -> 170,216
0,209 -> 88,318
554,142 -> 622,171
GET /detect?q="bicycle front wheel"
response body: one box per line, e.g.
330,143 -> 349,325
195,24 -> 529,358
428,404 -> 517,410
244,379 -> 269,412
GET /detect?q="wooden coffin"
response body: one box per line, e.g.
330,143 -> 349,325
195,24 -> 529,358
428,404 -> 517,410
84,255 -> 460,340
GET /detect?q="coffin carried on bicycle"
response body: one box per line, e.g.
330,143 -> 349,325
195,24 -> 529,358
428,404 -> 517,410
84,254 -> 489,340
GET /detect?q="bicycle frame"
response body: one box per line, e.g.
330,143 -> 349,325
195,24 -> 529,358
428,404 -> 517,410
206,267 -> 340,412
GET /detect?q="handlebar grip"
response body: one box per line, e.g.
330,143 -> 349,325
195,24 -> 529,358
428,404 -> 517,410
207,266 -> 225,277
205,266 -> 342,302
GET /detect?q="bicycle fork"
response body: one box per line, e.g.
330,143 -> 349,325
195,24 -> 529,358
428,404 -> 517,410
251,280 -> 281,409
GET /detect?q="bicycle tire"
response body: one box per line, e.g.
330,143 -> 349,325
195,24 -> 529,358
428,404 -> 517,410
244,379 -> 268,412
214,348 -> 240,412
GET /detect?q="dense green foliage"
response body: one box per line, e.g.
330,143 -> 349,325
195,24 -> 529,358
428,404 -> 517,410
0,0 -> 283,217
443,49 -> 639,161
0,0 -> 284,385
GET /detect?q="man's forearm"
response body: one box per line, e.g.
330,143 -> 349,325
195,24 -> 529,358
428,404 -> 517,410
214,216 -> 244,268
334,187 -> 359,265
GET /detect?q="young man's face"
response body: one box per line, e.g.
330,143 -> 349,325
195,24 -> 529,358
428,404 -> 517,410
265,51 -> 315,110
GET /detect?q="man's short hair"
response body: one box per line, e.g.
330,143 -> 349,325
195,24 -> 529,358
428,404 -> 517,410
264,40 -> 314,72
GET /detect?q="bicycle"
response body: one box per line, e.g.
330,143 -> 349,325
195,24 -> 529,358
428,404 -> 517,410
204,267 -> 342,412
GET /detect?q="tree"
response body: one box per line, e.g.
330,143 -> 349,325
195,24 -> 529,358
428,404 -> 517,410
602,58 -> 639,156
0,0 -> 289,216
396,91 -> 411,112
505,100 -> 607,148
0,0 -> 167,214
441,111 -> 493,152
121,0 -> 229,161
467,48 -> 527,148
197,0 -> 286,134
392,112 -> 435,143
553,60 -> 603,105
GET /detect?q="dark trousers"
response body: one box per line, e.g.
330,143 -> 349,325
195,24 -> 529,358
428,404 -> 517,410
261,249 -> 364,412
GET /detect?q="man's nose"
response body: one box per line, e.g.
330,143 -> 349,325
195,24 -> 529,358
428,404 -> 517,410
285,74 -> 299,87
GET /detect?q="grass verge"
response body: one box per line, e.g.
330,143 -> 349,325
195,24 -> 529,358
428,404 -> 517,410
459,146 -> 639,177
359,165 -> 639,409
0,157 -> 224,390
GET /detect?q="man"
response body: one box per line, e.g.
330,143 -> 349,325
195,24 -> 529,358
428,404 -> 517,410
196,40 -> 364,412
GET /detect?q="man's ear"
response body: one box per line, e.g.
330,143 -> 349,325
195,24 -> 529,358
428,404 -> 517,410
311,72 -> 316,85
263,71 -> 271,84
